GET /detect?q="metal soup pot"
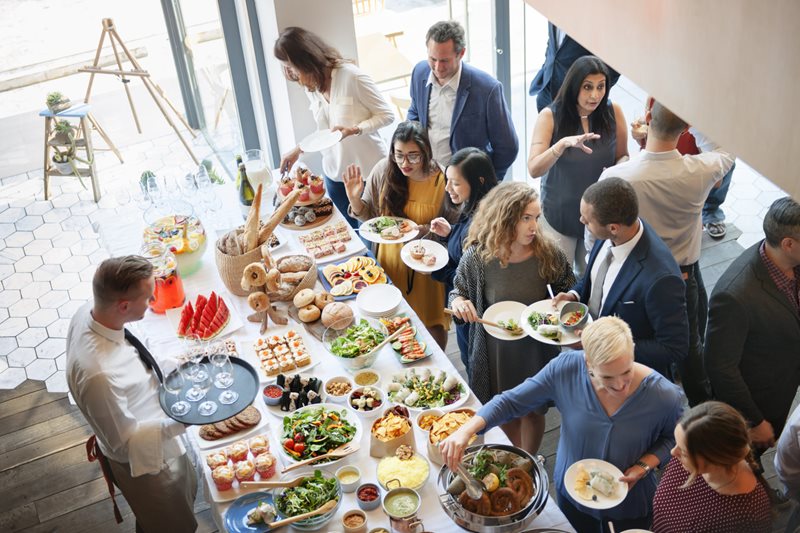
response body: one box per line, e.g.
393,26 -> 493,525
382,487 -> 424,533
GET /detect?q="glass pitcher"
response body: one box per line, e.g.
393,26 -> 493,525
140,241 -> 186,314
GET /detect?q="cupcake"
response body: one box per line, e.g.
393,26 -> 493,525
248,435 -> 270,457
410,243 -> 425,261
227,440 -> 249,462
205,450 -> 228,470
255,453 -> 277,479
212,465 -> 235,491
235,459 -> 256,482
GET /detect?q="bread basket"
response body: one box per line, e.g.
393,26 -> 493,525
268,254 -> 317,302
215,243 -> 263,297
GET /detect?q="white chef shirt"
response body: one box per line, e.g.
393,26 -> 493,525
66,302 -> 185,475
426,60 -> 462,168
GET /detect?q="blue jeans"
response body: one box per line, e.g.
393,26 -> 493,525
324,176 -> 359,229
702,162 -> 734,224
456,323 -> 470,376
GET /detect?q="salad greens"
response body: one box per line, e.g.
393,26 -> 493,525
527,311 -> 557,328
282,406 -> 357,460
369,216 -> 399,233
275,469 -> 339,518
329,319 -> 385,358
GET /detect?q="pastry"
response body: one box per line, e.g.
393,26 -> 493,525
248,435 -> 270,457
314,292 -> 334,310
254,453 -> 277,479
235,459 -> 256,482
206,451 -> 228,470
410,243 -> 425,260
227,440 -> 249,462
298,304 -> 321,323
248,291 -> 269,312
423,254 -> 436,266
243,262 -> 268,288
212,465 -> 235,491
293,288 -> 315,308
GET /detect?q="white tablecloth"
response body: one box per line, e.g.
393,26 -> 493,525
100,187 -> 575,532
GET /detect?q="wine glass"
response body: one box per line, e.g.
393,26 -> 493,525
183,334 -> 209,382
195,367 -> 217,416
211,352 -> 238,405
164,368 -> 190,416
181,361 -> 205,401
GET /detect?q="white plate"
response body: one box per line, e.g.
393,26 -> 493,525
356,284 -> 402,316
400,239 -> 448,273
387,369 -> 471,412
264,373 -> 327,418
243,325 -> 320,383
564,458 -> 628,510
201,435 -> 284,503
482,301 -> 528,341
358,217 -> 419,245
191,397 -> 270,450
296,216 -> 366,265
277,403 -> 363,467
298,129 -> 343,152
165,290 -> 243,341
520,299 -> 593,346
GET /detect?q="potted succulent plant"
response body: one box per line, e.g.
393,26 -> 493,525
46,91 -> 71,113
52,147 -> 76,175
49,120 -> 90,188
51,119 -> 76,145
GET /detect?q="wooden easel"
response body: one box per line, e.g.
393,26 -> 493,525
79,18 -> 199,164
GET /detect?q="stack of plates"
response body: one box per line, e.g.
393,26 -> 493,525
356,284 -> 402,317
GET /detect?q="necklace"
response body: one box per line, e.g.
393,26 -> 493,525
580,115 -> 589,119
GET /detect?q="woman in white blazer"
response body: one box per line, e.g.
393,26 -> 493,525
274,27 -> 395,228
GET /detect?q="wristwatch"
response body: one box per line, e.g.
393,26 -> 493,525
635,460 -> 652,475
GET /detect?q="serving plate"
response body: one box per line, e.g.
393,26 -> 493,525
203,438 -> 282,503
298,128 -> 342,152
191,398 -> 270,450
520,299 -> 593,346
483,301 -> 528,341
358,216 -> 419,245
563,458 -> 628,510
400,239 -> 448,273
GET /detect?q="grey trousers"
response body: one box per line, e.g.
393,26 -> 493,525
108,453 -> 198,533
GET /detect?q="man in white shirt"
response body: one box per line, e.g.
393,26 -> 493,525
407,20 -> 518,179
554,178 -> 689,378
598,99 -> 734,406
66,256 -> 196,532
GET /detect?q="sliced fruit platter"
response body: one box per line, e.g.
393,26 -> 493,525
378,315 -> 431,363
318,254 -> 390,300
168,291 -> 243,340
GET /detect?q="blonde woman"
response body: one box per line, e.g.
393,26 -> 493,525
441,317 -> 684,532
449,182 -> 575,454
652,401 -> 772,532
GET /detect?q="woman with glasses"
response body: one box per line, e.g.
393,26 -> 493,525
651,401 -> 772,532
440,317 -> 684,533
343,121 -> 449,349
274,27 -> 394,229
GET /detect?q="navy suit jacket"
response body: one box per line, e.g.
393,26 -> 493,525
572,220 -> 689,376
407,61 -> 518,180
529,23 -> 620,112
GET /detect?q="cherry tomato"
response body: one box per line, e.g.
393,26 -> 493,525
283,438 -> 295,451
294,433 -> 305,443
294,442 -> 306,454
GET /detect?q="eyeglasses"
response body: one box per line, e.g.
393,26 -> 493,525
393,152 -> 422,165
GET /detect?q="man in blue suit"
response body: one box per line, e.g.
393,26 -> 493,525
529,22 -> 620,112
407,20 -> 518,180
554,178 -> 689,378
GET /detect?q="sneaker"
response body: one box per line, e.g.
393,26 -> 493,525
706,222 -> 727,239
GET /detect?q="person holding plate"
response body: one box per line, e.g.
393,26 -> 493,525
344,120 -> 450,349
429,147 -> 499,374
440,317 -> 684,533
448,182 -> 575,455
274,27 -> 395,229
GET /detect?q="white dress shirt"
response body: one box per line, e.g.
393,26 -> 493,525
66,302 -> 185,475
426,60 -> 462,168
573,220 -> 645,312
307,63 -> 395,180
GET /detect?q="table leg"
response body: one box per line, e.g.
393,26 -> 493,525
43,116 -> 52,200
81,117 -> 101,202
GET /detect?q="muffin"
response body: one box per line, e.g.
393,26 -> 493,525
255,453 -> 277,479
212,464 -> 235,491
410,243 -> 425,260
248,435 -> 270,457
205,450 -> 228,470
227,440 -> 249,462
235,459 -> 256,482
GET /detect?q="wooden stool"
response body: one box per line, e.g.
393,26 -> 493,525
39,103 -> 101,202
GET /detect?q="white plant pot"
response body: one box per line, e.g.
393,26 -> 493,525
53,160 -> 74,175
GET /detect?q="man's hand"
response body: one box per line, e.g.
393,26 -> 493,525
749,420 -> 776,449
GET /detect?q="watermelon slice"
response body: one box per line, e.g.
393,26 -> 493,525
198,297 -> 215,332
206,291 -> 218,317
200,296 -> 231,339
177,302 -> 194,337
191,294 -> 207,333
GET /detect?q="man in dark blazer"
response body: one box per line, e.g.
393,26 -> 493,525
529,22 -> 621,112
705,196 -> 800,452
407,20 -> 518,180
555,178 -> 689,378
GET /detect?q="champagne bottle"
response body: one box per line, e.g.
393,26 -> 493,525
238,163 -> 254,206
234,154 -> 243,189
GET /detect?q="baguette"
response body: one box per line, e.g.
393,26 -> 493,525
281,271 -> 308,284
277,255 -> 313,273
258,188 -> 301,244
243,183 -> 263,252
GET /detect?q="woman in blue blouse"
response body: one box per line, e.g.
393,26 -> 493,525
440,316 -> 684,533
429,147 -> 498,373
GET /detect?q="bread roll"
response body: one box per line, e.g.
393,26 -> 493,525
314,292 -> 334,310
298,304 -> 321,323
277,255 -> 313,273
293,288 -> 315,308
321,302 -> 354,329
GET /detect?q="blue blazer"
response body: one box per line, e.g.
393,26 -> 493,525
407,61 -> 518,180
572,220 -> 689,376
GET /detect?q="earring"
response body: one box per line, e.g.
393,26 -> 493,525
588,371 -> 595,377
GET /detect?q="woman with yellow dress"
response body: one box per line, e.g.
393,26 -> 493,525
343,121 -> 449,349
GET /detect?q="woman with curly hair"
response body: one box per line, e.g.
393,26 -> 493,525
344,121 -> 449,349
449,182 -> 575,453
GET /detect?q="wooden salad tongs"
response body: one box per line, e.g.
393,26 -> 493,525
239,476 -> 306,490
282,442 -> 360,474
444,308 -> 523,336
267,499 -> 337,529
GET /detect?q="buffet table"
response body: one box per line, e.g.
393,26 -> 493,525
98,184 -> 575,532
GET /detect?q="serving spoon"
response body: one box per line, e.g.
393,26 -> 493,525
267,499 -> 337,529
444,309 -> 523,336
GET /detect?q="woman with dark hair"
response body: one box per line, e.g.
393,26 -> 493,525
428,147 -> 498,373
652,401 -> 772,532
343,121 -> 449,348
527,55 -> 628,275
449,182 -> 575,454
274,26 -> 394,228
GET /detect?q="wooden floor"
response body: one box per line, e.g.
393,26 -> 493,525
0,224 -> 793,532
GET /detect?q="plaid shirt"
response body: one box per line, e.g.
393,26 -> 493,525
759,241 -> 800,315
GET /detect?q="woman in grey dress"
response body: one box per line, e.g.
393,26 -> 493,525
450,182 -> 575,455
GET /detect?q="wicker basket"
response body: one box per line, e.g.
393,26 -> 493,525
268,254 -> 317,302
215,244 -> 263,297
